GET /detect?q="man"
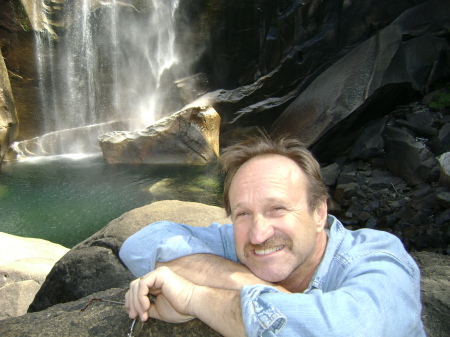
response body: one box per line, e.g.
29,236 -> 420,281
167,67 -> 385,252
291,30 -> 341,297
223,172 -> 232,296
120,136 -> 425,336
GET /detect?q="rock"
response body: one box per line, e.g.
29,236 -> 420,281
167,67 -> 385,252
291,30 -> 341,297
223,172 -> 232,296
437,152 -> 450,188
0,47 -> 19,166
348,118 -> 387,160
321,163 -> 341,186
28,200 -> 230,313
0,288 -> 221,337
12,120 -> 130,157
271,0 -> 450,159
99,106 -> 220,164
148,175 -> 222,205
384,126 -> 439,186
0,280 -> 40,320
411,252 -> 450,337
0,232 -> 69,319
430,123 -> 450,156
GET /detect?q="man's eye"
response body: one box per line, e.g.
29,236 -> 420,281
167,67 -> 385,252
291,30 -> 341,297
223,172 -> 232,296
272,206 -> 286,214
236,211 -> 249,217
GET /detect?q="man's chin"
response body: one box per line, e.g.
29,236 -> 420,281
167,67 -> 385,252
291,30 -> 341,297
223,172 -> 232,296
251,268 -> 289,283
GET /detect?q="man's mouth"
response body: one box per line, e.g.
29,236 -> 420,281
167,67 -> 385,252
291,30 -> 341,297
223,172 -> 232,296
254,245 -> 284,255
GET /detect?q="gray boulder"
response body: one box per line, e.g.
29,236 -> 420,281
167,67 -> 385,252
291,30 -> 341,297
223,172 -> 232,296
99,106 -> 220,164
28,200 -> 230,313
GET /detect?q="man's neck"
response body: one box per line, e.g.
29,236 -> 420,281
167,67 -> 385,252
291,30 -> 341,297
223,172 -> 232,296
276,230 -> 328,293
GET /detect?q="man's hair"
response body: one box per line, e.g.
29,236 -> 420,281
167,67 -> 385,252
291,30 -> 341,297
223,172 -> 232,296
220,135 -> 329,217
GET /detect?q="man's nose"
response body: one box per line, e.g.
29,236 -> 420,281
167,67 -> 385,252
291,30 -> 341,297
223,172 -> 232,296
249,215 -> 274,244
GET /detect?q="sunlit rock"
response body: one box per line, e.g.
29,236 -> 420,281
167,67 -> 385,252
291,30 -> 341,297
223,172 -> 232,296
99,106 -> 220,164
0,232 -> 68,319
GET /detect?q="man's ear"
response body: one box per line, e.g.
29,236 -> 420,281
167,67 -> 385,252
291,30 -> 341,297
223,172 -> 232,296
314,200 -> 328,233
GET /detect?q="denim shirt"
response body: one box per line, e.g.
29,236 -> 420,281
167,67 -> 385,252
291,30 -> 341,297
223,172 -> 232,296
119,215 -> 425,337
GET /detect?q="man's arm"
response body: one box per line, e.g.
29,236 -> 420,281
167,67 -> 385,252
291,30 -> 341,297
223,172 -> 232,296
119,221 -> 237,277
156,254 -> 285,290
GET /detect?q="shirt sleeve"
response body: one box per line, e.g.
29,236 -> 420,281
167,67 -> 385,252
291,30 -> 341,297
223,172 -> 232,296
119,221 -> 237,277
240,252 -> 425,337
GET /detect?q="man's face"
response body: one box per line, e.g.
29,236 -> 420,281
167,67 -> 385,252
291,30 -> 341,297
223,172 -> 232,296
229,154 -> 327,284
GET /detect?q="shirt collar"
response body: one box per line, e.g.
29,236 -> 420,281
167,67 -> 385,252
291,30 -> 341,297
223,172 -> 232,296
305,215 -> 345,292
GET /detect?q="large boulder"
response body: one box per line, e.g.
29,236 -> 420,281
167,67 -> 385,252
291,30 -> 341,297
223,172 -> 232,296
0,232 -> 69,319
28,200 -> 230,313
271,0 -> 450,160
99,106 -> 220,164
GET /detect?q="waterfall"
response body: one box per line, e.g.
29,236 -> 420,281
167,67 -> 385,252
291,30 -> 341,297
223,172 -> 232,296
22,0 -> 181,156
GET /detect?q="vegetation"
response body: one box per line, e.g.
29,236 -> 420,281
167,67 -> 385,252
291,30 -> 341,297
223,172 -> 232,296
9,0 -> 31,32
429,82 -> 450,110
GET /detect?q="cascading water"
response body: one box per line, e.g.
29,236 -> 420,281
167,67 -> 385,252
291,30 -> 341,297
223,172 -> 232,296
19,0 -> 182,156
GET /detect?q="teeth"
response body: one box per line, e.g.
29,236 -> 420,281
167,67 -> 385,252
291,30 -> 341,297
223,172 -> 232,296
254,245 -> 284,255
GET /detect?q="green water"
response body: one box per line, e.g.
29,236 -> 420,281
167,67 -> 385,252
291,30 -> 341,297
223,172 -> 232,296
0,154 -> 223,247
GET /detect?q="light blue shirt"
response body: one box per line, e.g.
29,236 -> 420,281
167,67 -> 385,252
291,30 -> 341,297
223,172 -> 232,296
119,215 -> 425,337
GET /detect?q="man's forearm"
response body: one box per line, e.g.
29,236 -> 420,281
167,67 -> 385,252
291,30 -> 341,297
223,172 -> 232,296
157,253 -> 278,290
190,285 -> 246,337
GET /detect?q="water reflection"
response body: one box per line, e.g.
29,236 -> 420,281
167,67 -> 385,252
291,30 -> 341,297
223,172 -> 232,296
0,154 -> 222,247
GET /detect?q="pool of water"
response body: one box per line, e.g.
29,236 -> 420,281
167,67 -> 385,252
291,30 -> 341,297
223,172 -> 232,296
0,154 -> 223,247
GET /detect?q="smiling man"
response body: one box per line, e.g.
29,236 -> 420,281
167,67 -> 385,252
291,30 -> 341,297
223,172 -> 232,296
119,136 -> 425,337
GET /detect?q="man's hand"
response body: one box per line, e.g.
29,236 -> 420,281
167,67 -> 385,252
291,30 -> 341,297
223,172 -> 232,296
125,266 -> 196,323
126,265 -> 246,337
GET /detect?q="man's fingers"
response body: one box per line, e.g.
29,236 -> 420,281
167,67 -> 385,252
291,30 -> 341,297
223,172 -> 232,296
125,276 -> 152,321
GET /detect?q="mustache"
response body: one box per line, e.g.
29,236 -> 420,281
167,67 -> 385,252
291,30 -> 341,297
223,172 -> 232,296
244,234 -> 293,252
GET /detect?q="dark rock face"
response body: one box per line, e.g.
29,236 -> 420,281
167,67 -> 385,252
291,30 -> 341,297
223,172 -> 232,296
271,0 -> 450,154
322,103 -> 449,254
